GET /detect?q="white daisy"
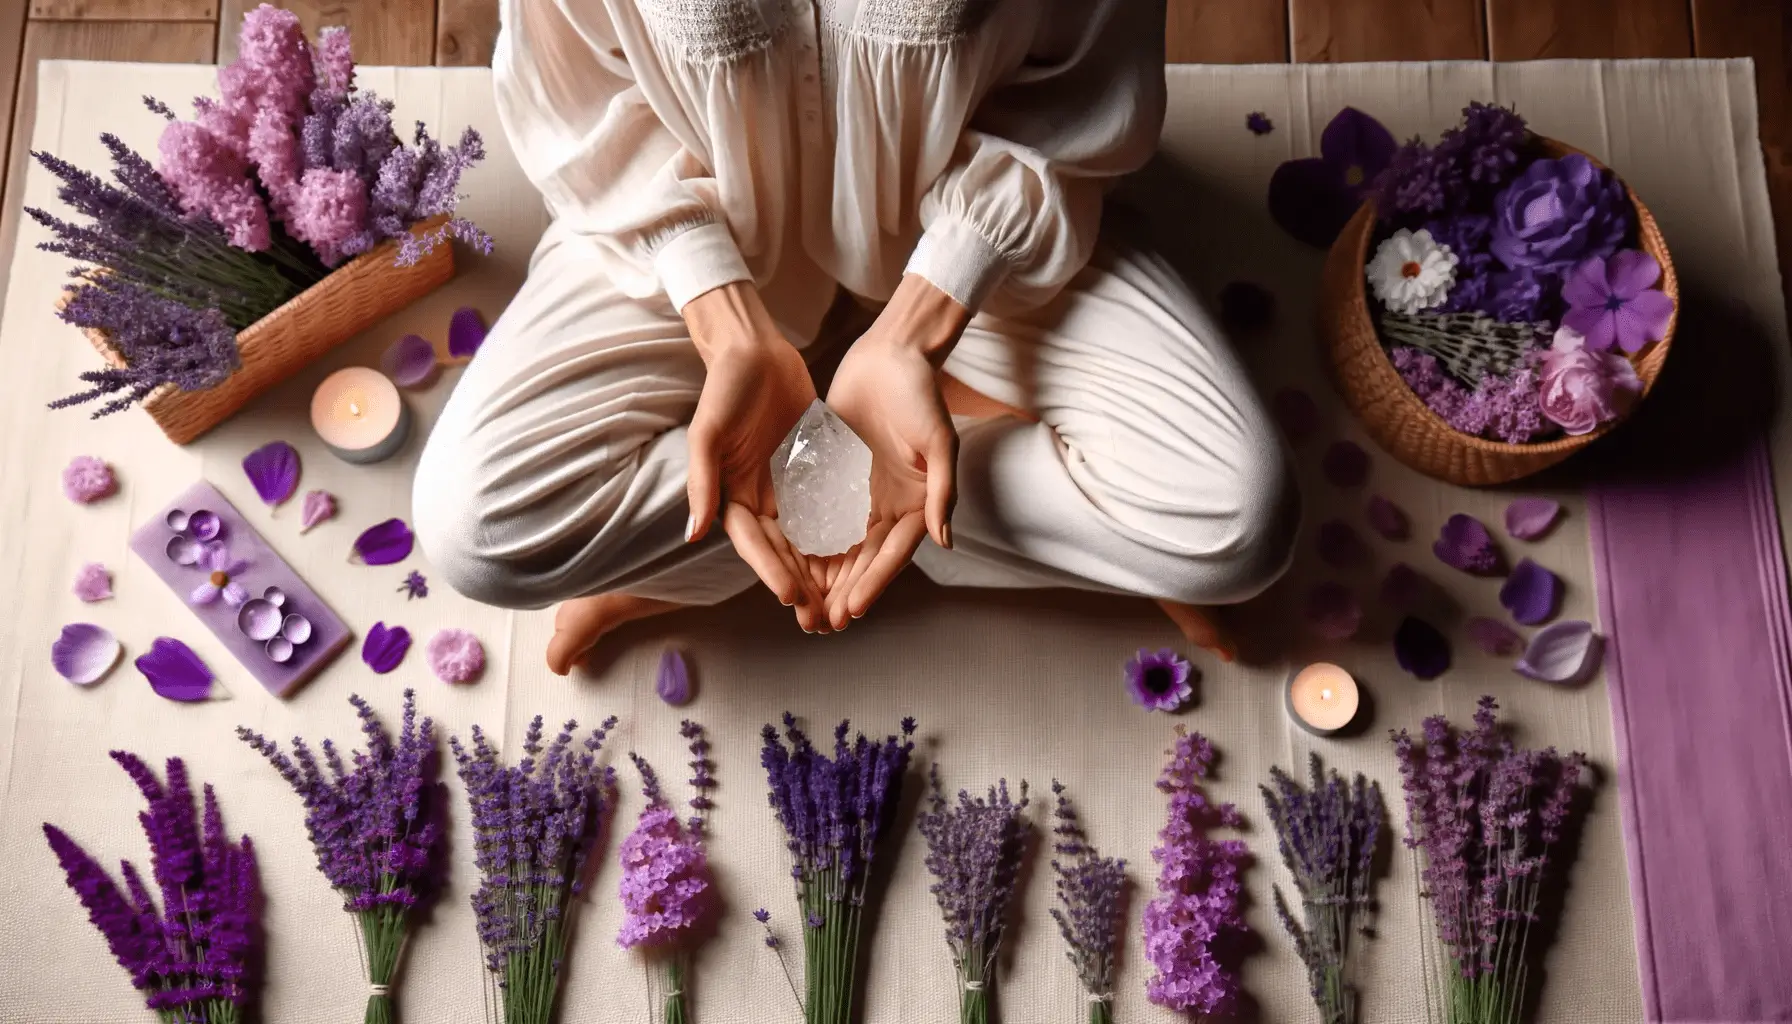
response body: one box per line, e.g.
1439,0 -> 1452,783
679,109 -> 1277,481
1367,228 -> 1458,315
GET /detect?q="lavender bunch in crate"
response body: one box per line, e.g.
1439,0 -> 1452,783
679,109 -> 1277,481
1391,696 -> 1587,1024
42,752 -> 259,1024
917,767 -> 1030,1024
1047,781 -> 1127,1024
237,690 -> 443,1024
454,714 -> 620,1024
760,714 -> 916,1024
1260,754 -> 1383,1024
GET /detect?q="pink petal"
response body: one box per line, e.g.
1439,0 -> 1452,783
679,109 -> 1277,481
1605,248 -> 1661,299
299,490 -> 337,534
1465,616 -> 1523,657
1366,495 -> 1409,541
1515,620 -> 1603,685
190,583 -> 220,606
448,307 -> 487,359
382,333 -> 439,388
135,637 -> 214,702
52,623 -> 122,685
427,628 -> 486,683
72,562 -> 113,603
1499,558 -> 1562,625
1322,441 -> 1371,488
1304,582 -> 1362,641
242,441 -> 301,506
1504,498 -> 1563,541
222,581 -> 251,607
352,518 -> 415,565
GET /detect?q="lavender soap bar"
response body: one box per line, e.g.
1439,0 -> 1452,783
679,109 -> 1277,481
130,480 -> 351,697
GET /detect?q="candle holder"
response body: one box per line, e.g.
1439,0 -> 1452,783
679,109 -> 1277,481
1285,662 -> 1363,737
311,367 -> 412,464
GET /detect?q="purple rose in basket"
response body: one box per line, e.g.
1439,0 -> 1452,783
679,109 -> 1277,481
1489,153 -> 1629,274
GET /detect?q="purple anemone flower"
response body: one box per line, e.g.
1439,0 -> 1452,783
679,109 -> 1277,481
1268,107 -> 1397,247
1561,250 -> 1675,354
189,544 -> 250,607
1125,649 -> 1195,712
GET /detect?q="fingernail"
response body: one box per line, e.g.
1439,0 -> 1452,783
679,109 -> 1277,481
941,522 -> 952,549
684,513 -> 697,542
780,596 -> 793,607
851,610 -> 864,619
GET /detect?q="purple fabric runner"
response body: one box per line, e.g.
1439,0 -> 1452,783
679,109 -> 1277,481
1589,439 -> 1792,1024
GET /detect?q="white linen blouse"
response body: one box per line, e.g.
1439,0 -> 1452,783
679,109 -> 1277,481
492,0 -> 1167,328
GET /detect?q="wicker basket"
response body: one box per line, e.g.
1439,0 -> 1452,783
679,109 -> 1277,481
71,214 -> 456,445
1319,139 -> 1677,486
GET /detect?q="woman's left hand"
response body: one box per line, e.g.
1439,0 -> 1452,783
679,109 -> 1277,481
820,274 -> 972,629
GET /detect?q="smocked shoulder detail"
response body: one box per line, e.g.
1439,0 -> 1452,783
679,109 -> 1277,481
837,0 -> 997,43
635,0 -> 787,61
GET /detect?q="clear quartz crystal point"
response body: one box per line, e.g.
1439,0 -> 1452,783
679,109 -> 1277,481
770,399 -> 872,556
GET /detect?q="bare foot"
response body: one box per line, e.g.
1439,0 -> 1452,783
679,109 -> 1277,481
547,593 -> 686,675
939,370 -> 1038,421
1156,599 -> 1238,663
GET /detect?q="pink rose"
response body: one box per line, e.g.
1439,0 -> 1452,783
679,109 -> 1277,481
1539,326 -> 1641,435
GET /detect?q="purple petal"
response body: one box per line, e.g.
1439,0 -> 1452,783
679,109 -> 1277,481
1272,388 -> 1320,443
1561,257 -> 1609,309
448,306 -> 487,359
221,581 -> 251,607
1366,495 -> 1409,541
1605,248 -> 1661,299
242,441 -> 301,507
1505,498 -> 1562,541
1320,106 -> 1397,188
299,490 -> 337,534
1465,616 -> 1524,657
1499,558 -> 1562,626
187,510 -> 222,542
1433,514 -> 1503,575
382,333 -> 439,388
1322,441 -> 1371,488
72,562 -> 113,603
189,582 -> 220,606
1620,289 -> 1676,352
362,622 -> 412,674
352,518 -> 415,565
237,599 -> 282,641
657,648 -> 693,706
1515,619 -> 1603,685
135,637 -> 214,702
1393,616 -> 1451,680
1379,562 -> 1426,609
1304,583 -> 1362,641
1317,519 -> 1369,568
52,623 -> 122,685
1268,157 -> 1357,248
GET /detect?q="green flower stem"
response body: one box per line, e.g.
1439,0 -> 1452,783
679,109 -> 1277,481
358,886 -> 409,1024
799,869 -> 863,1024
1085,996 -> 1112,1024
661,956 -> 688,1024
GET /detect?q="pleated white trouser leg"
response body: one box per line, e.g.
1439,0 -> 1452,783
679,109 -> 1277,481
414,222 -> 1300,610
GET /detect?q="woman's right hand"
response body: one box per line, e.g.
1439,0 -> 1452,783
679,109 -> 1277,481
681,282 -> 829,628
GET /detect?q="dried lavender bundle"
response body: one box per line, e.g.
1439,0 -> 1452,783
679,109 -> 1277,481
918,767 -> 1030,1024
1048,781 -> 1127,1024
1391,696 -> 1587,1024
454,714 -> 621,1024
43,751 -> 259,1024
1260,754 -> 1383,1024
760,714 -> 916,1024
238,690 -> 443,1024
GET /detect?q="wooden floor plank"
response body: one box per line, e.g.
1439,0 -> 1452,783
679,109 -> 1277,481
1487,0 -> 1693,59
0,19 -> 214,286
1166,0 -> 1287,64
30,0 -> 216,20
0,0 -> 27,204
434,0 -> 494,66
1291,0 -> 1486,62
217,0 -> 435,66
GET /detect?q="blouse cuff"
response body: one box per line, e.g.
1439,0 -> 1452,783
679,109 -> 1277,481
905,215 -> 1010,312
653,221 -> 753,312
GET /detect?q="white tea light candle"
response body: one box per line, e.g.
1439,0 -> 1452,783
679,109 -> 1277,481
1285,662 -> 1361,735
310,367 -> 411,464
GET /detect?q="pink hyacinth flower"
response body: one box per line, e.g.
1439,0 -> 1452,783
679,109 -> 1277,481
291,168 -> 369,266
158,120 -> 271,251
248,105 -> 303,222
312,25 -> 355,101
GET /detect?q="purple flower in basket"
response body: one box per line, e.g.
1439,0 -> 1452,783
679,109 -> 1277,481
1489,153 -> 1629,275
1434,101 -> 1528,189
1561,249 -> 1675,354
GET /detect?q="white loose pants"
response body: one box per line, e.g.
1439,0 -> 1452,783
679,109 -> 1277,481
413,220 -> 1299,609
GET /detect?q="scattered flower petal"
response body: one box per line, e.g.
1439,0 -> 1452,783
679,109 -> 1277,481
1268,107 -> 1395,247
382,333 -> 439,388
656,648 -> 692,705
1219,281 -> 1275,334
1322,441 -> 1371,487
1465,616 -> 1524,657
299,490 -> 337,534
352,518 -> 414,565
237,600 -> 283,642
1505,497 -> 1563,541
135,637 -> 214,702
52,623 -> 121,685
1304,582 -> 1362,640
1433,513 -> 1503,575
448,306 -> 487,359
1515,619 -> 1603,685
362,622 -> 412,674
1394,616 -> 1451,680
398,569 -> 428,599
187,509 -> 222,542
1273,388 -> 1320,443
242,441 -> 301,507
72,562 -> 113,602
426,628 -> 485,683
1246,111 -> 1274,136
1379,562 -> 1426,609
61,455 -> 116,504
1125,648 -> 1195,712
1317,519 -> 1369,568
1366,495 -> 1410,541
1499,558 -> 1562,626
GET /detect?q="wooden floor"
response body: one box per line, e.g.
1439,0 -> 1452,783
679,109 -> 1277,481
0,0 -> 1785,293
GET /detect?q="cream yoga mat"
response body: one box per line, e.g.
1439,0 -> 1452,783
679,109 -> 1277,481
3,58 -> 1777,1024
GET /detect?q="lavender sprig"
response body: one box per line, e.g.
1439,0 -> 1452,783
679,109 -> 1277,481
1048,781 -> 1127,1024
1261,754 -> 1384,1024
238,689 -> 441,1024
917,767 -> 1030,1024
760,714 -> 916,1024
453,713 -> 620,1024
44,752 -> 259,1024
